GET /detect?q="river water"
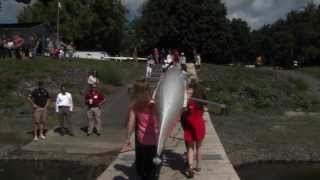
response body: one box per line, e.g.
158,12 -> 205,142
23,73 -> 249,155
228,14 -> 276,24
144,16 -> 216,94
0,160 -> 106,180
237,163 -> 320,180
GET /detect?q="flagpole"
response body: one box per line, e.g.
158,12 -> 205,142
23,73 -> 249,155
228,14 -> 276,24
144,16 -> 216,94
57,0 -> 60,48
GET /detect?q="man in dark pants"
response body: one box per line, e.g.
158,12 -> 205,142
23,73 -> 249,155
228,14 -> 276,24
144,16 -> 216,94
55,85 -> 74,136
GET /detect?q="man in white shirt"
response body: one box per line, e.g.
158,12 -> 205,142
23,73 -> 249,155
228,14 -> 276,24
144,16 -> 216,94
56,85 -> 74,136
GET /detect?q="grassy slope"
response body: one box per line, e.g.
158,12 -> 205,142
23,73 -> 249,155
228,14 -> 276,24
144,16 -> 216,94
199,65 -> 319,114
0,57 -> 144,145
299,67 -> 320,80
199,64 -> 320,165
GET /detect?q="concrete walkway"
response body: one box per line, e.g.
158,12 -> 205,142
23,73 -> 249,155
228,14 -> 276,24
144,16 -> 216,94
97,112 -> 240,180
22,87 -> 129,154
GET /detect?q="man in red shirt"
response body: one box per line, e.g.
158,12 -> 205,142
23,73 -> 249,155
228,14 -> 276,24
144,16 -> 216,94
85,84 -> 106,136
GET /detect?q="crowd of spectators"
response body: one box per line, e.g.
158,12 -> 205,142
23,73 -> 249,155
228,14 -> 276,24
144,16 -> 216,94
144,47 -> 202,78
0,34 -> 75,60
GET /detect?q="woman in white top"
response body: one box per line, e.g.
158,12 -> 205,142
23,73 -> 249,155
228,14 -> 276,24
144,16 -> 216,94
87,70 -> 100,85
56,85 -> 74,136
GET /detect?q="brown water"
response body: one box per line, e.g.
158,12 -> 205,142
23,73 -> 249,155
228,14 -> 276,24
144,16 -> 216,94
237,163 -> 320,180
0,160 -> 106,180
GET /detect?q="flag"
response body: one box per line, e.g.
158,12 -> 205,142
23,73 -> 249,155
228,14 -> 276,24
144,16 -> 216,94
58,1 -> 62,9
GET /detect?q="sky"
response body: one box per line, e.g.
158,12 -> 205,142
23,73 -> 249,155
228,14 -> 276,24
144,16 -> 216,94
1,0 -> 320,29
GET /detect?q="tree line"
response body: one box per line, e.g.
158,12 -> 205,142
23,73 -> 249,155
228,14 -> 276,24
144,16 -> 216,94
17,0 -> 320,66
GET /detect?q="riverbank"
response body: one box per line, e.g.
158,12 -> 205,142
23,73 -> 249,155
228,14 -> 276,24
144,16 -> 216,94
2,62 -> 320,170
198,64 -> 320,167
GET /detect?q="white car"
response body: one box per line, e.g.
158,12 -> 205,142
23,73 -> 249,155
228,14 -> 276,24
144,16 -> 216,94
73,51 -> 110,60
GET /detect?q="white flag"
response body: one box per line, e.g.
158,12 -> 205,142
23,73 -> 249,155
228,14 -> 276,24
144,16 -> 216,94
58,1 -> 62,9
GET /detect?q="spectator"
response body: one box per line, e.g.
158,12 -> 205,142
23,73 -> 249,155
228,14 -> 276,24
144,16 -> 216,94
182,83 -> 207,178
160,48 -> 166,64
179,52 -> 187,70
28,34 -> 38,58
85,83 -> 106,136
87,70 -> 100,86
145,55 -> 155,78
7,37 -> 15,58
28,81 -> 50,141
66,41 -> 75,59
0,37 -> 4,59
133,47 -> 138,62
59,48 -> 64,59
162,50 -> 174,72
34,38 -> 40,56
55,85 -> 74,136
153,48 -> 160,64
47,38 -> 54,56
13,34 -> 25,59
180,52 -> 187,65
121,79 -> 159,180
2,37 -> 9,58
173,48 -> 180,65
194,50 -> 202,70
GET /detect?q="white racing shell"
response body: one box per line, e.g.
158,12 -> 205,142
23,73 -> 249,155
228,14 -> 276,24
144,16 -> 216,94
154,67 -> 186,164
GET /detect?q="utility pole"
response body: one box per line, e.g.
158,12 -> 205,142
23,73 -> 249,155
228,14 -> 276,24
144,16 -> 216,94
57,0 -> 61,48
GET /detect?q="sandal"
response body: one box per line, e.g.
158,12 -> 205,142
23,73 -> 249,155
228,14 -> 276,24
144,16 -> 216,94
193,167 -> 201,175
186,167 -> 194,178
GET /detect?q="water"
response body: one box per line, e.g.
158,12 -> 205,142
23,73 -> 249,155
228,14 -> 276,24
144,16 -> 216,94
237,163 -> 320,180
0,160 -> 106,180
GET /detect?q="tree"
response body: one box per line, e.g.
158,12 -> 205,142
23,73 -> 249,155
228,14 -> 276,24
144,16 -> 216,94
253,3 -> 320,66
228,18 -> 252,64
15,0 -> 32,3
136,0 -> 230,63
18,0 -> 126,55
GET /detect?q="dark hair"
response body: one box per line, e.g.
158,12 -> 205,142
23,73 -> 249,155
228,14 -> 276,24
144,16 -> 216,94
38,81 -> 44,87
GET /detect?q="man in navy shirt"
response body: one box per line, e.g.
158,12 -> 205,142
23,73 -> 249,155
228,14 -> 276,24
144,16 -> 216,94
28,81 -> 50,141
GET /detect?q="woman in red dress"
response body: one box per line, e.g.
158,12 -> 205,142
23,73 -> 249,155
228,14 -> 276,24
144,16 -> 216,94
183,83 -> 206,178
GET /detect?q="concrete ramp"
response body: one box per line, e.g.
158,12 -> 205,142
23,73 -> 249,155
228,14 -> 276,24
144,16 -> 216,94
22,87 -> 129,155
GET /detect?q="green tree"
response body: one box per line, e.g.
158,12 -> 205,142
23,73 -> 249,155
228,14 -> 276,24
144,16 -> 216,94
254,3 -> 320,66
136,0 -> 230,62
228,18 -> 252,64
18,0 -> 126,55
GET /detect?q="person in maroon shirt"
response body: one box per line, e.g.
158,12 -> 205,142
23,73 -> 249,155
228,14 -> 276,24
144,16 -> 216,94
85,84 -> 106,136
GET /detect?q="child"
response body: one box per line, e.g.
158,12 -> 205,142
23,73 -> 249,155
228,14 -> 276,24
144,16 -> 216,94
183,83 -> 206,178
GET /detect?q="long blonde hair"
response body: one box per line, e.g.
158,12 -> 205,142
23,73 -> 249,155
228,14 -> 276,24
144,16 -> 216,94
130,79 -> 152,111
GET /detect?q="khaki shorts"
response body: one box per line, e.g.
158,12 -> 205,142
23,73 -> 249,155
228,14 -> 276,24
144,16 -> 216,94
33,108 -> 47,124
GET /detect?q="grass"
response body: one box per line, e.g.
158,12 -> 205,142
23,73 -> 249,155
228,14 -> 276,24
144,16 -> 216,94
298,67 -> 320,80
199,65 -> 320,114
199,64 -> 320,164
